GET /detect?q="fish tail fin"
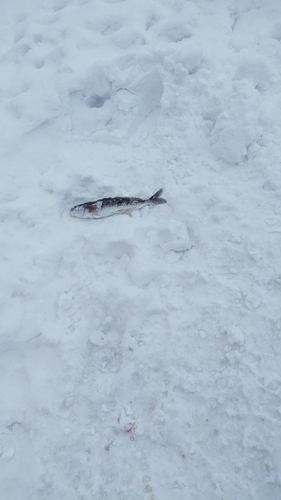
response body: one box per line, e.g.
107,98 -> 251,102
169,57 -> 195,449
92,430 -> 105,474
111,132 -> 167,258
149,188 -> 167,205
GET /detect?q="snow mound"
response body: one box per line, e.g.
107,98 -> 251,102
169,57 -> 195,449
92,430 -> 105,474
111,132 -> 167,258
128,251 -> 162,286
157,220 -> 191,252
235,57 -> 272,92
211,81 -> 261,164
89,330 -> 108,347
226,325 -> 245,347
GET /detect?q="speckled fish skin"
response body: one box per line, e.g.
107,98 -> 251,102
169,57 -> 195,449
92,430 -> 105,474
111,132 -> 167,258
70,188 -> 167,219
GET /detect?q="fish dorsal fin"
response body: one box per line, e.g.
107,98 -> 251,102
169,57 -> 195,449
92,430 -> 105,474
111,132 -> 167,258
95,201 -> 102,211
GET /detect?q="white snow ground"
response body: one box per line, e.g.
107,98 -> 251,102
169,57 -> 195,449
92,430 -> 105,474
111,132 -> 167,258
1,0 -> 281,498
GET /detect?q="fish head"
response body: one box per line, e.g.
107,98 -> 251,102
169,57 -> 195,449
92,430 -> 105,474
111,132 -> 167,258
70,201 -> 102,218
70,204 -> 87,218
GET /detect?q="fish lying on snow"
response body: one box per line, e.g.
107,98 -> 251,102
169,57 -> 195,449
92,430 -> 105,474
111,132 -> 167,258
70,188 -> 167,219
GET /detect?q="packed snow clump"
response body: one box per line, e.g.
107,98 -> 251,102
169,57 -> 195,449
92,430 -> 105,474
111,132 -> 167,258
226,325 -> 245,347
158,220 -> 191,252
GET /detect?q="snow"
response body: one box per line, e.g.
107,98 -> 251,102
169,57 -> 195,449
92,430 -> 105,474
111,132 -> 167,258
1,0 -> 281,498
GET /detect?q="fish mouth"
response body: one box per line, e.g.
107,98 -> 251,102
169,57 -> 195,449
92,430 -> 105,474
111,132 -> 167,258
70,206 -> 84,217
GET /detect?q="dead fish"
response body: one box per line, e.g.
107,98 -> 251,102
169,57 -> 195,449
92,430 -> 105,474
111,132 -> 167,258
70,188 -> 167,219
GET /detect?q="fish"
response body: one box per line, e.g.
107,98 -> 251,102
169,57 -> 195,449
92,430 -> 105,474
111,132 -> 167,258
70,188 -> 167,219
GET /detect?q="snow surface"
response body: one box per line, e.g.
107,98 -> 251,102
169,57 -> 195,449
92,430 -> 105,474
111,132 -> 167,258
1,0 -> 281,498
